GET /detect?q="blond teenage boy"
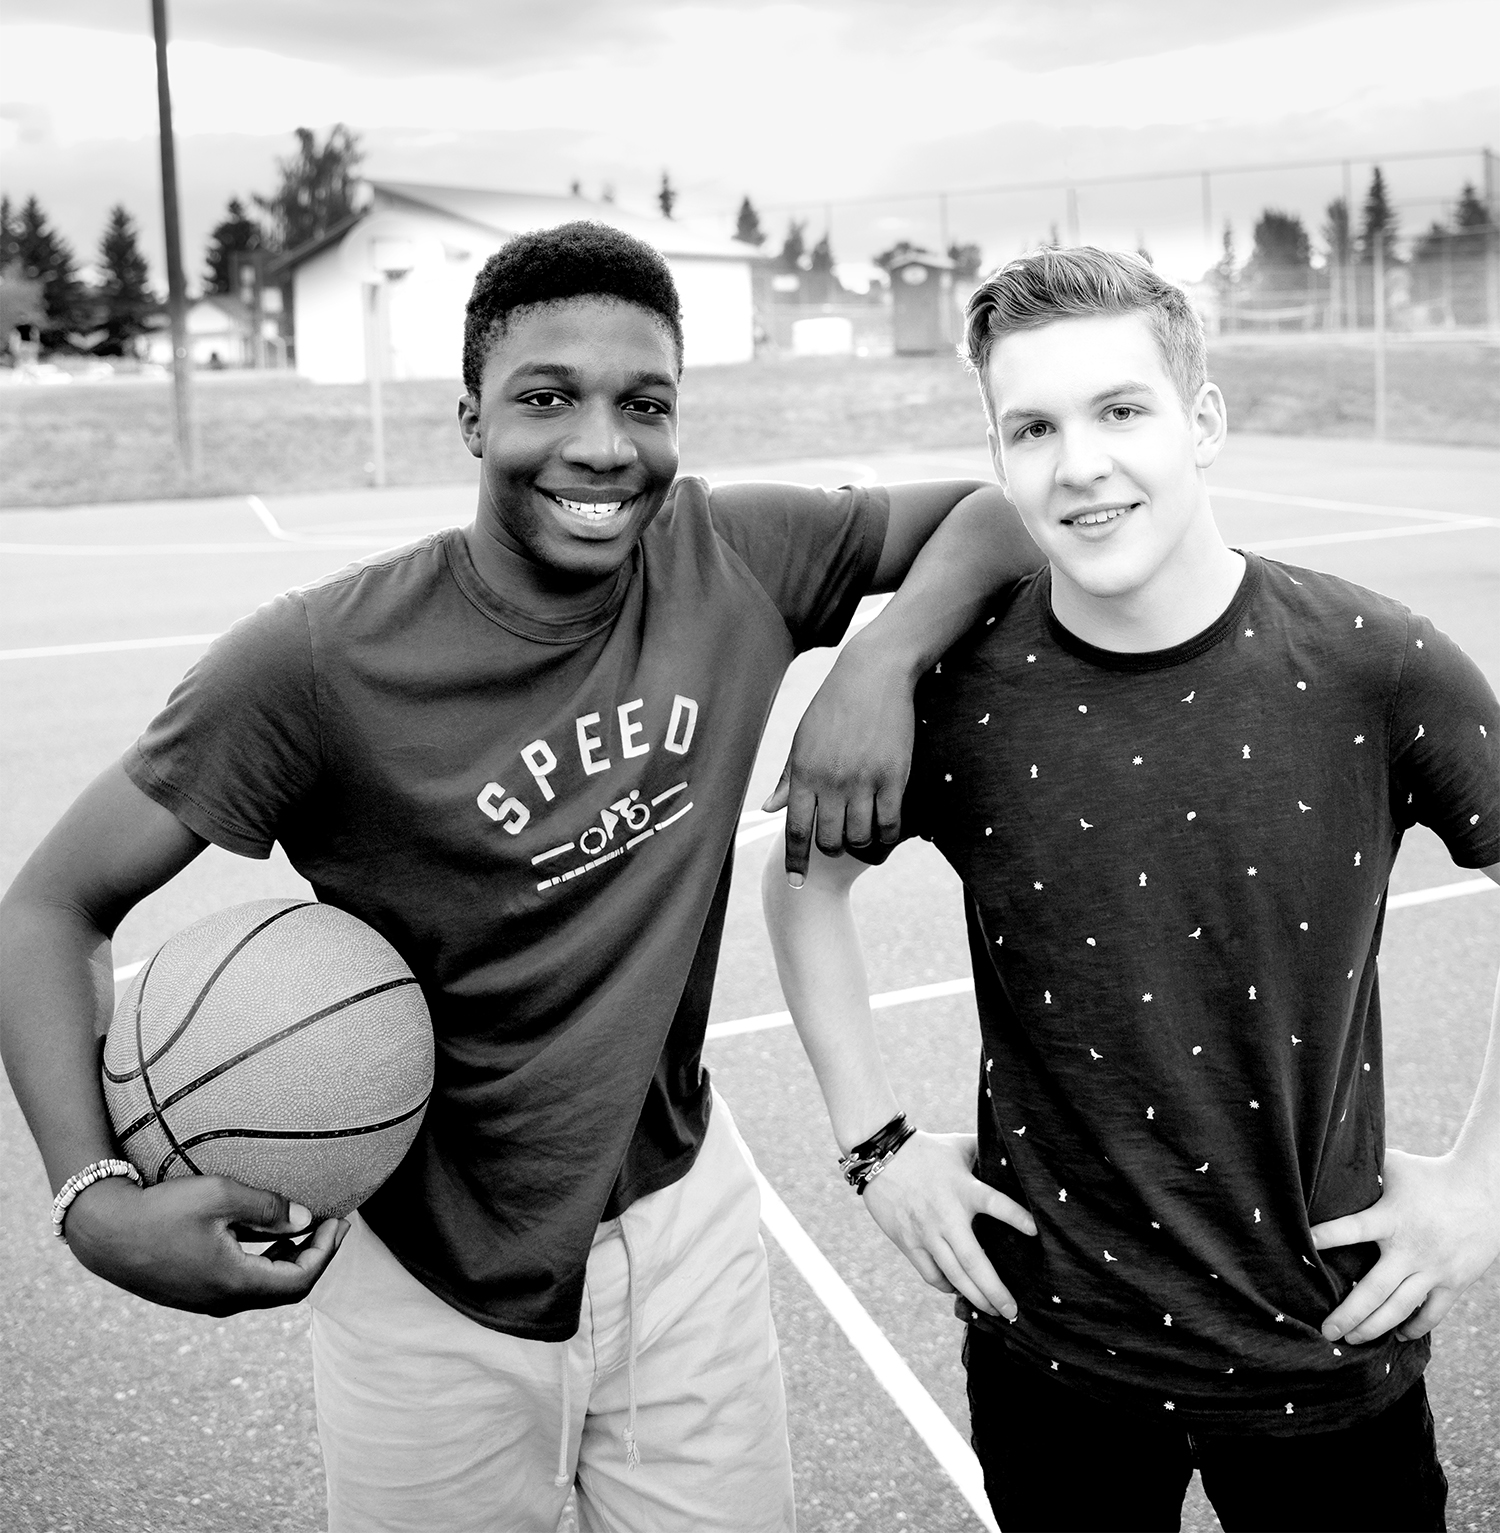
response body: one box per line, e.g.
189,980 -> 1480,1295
764,248 -> 1500,1532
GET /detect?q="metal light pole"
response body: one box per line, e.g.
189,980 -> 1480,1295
363,280 -> 387,488
150,0 -> 198,481
1372,233 -> 1387,441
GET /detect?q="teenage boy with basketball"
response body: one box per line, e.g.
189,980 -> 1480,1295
764,247 -> 1500,1532
0,223 -> 1043,1533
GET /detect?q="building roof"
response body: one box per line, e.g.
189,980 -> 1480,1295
269,181 -> 761,275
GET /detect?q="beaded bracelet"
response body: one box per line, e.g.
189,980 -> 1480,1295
839,1112 -> 917,1195
51,1158 -> 143,1241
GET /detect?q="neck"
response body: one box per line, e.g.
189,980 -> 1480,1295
1050,507 -> 1245,653
462,517 -> 620,619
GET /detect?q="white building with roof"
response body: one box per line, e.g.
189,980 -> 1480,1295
271,181 -> 761,383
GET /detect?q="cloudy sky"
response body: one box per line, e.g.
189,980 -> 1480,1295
2,0 -> 1494,287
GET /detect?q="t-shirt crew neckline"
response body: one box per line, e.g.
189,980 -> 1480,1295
1042,550 -> 1263,673
443,525 -> 634,646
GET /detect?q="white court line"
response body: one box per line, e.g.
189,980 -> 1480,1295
1,632 -> 221,661
722,1112 -> 999,1533
1212,487 -> 1491,524
703,877 -> 1497,1041
1244,518 -> 1497,552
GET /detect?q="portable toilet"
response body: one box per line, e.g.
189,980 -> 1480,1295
889,251 -> 957,355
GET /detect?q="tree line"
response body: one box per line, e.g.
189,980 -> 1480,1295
0,124 -> 365,358
1212,167 -> 1495,327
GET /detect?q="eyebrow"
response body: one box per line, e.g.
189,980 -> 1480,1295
998,380 -> 1160,428
506,362 -> 677,391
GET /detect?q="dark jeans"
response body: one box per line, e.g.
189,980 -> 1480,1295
964,1327 -> 1447,1532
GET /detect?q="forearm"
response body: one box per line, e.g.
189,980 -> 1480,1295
761,849 -> 899,1151
863,485 -> 1040,674
0,892 -> 123,1192
1452,961 -> 1500,1183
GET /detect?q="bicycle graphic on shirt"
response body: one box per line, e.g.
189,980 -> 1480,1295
530,781 -> 695,893
578,790 -> 651,856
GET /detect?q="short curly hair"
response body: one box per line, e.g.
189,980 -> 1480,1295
462,221 -> 684,397
963,247 -> 1206,417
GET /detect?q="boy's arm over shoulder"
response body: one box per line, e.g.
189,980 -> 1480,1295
769,482 -> 1040,877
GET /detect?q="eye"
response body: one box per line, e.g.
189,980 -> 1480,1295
623,396 -> 673,417
1016,420 -> 1050,442
1106,405 -> 1139,423
520,390 -> 571,409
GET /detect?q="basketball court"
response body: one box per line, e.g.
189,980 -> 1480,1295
2,431 -> 1497,1531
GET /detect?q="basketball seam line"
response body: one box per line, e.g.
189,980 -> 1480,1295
104,901 -> 314,1084
117,977 -> 423,1151
153,1097 -> 431,1179
132,947 -> 205,1177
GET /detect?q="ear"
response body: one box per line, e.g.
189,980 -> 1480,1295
986,424 -> 1008,494
457,393 -> 483,460
1190,382 -> 1227,469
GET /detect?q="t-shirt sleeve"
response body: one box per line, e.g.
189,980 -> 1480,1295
123,591 -> 322,859
705,480 -> 890,652
1388,612 -> 1500,868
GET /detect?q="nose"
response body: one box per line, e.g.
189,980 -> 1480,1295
561,399 -> 638,473
1053,424 -> 1111,491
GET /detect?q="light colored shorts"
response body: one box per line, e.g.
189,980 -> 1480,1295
309,1091 -> 795,1533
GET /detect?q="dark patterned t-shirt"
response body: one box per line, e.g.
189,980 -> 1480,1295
887,552 -> 1499,1432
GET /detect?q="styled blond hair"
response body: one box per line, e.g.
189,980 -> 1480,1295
963,247 -> 1207,416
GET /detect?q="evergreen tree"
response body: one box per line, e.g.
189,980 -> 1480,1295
808,234 -> 835,274
947,241 -> 983,279
1211,220 -> 1238,296
1358,167 -> 1398,266
203,197 -> 262,295
873,239 -> 926,272
734,196 -> 766,247
14,196 -> 88,347
778,219 -> 807,273
96,205 -> 155,355
0,196 -> 21,269
254,124 -> 363,252
658,171 -> 677,220
1321,197 -> 1353,268
1247,209 -> 1311,273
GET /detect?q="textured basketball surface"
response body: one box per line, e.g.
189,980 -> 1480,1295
102,899 -> 434,1220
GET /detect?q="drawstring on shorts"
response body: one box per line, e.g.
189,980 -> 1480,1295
554,1347 -> 572,1489
619,1217 -> 641,1471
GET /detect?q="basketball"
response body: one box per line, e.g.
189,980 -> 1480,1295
102,899 -> 434,1220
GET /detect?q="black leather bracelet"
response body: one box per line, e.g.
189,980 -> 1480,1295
839,1112 -> 916,1193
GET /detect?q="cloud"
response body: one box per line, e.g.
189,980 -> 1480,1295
0,0 -> 1405,76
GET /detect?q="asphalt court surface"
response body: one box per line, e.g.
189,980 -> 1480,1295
2,432 -> 1498,1530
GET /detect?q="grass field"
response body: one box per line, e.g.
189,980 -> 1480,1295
2,340 -> 1496,509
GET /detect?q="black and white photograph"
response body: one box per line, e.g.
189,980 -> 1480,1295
1,3 -> 1497,1530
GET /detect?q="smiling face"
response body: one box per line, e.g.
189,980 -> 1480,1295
985,311 -> 1227,615
458,296 -> 680,589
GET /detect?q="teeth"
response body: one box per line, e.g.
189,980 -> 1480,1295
556,497 -> 623,518
1075,507 -> 1126,526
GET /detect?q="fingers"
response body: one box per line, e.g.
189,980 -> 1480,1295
932,1231 -> 1018,1320
975,1184 -> 1038,1240
1338,1272 -> 1433,1345
202,1177 -> 312,1237
1396,1286 -> 1456,1342
760,763 -> 790,815
781,785 -> 819,886
841,788 -> 874,852
873,780 -> 904,845
1310,1205 -> 1387,1253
